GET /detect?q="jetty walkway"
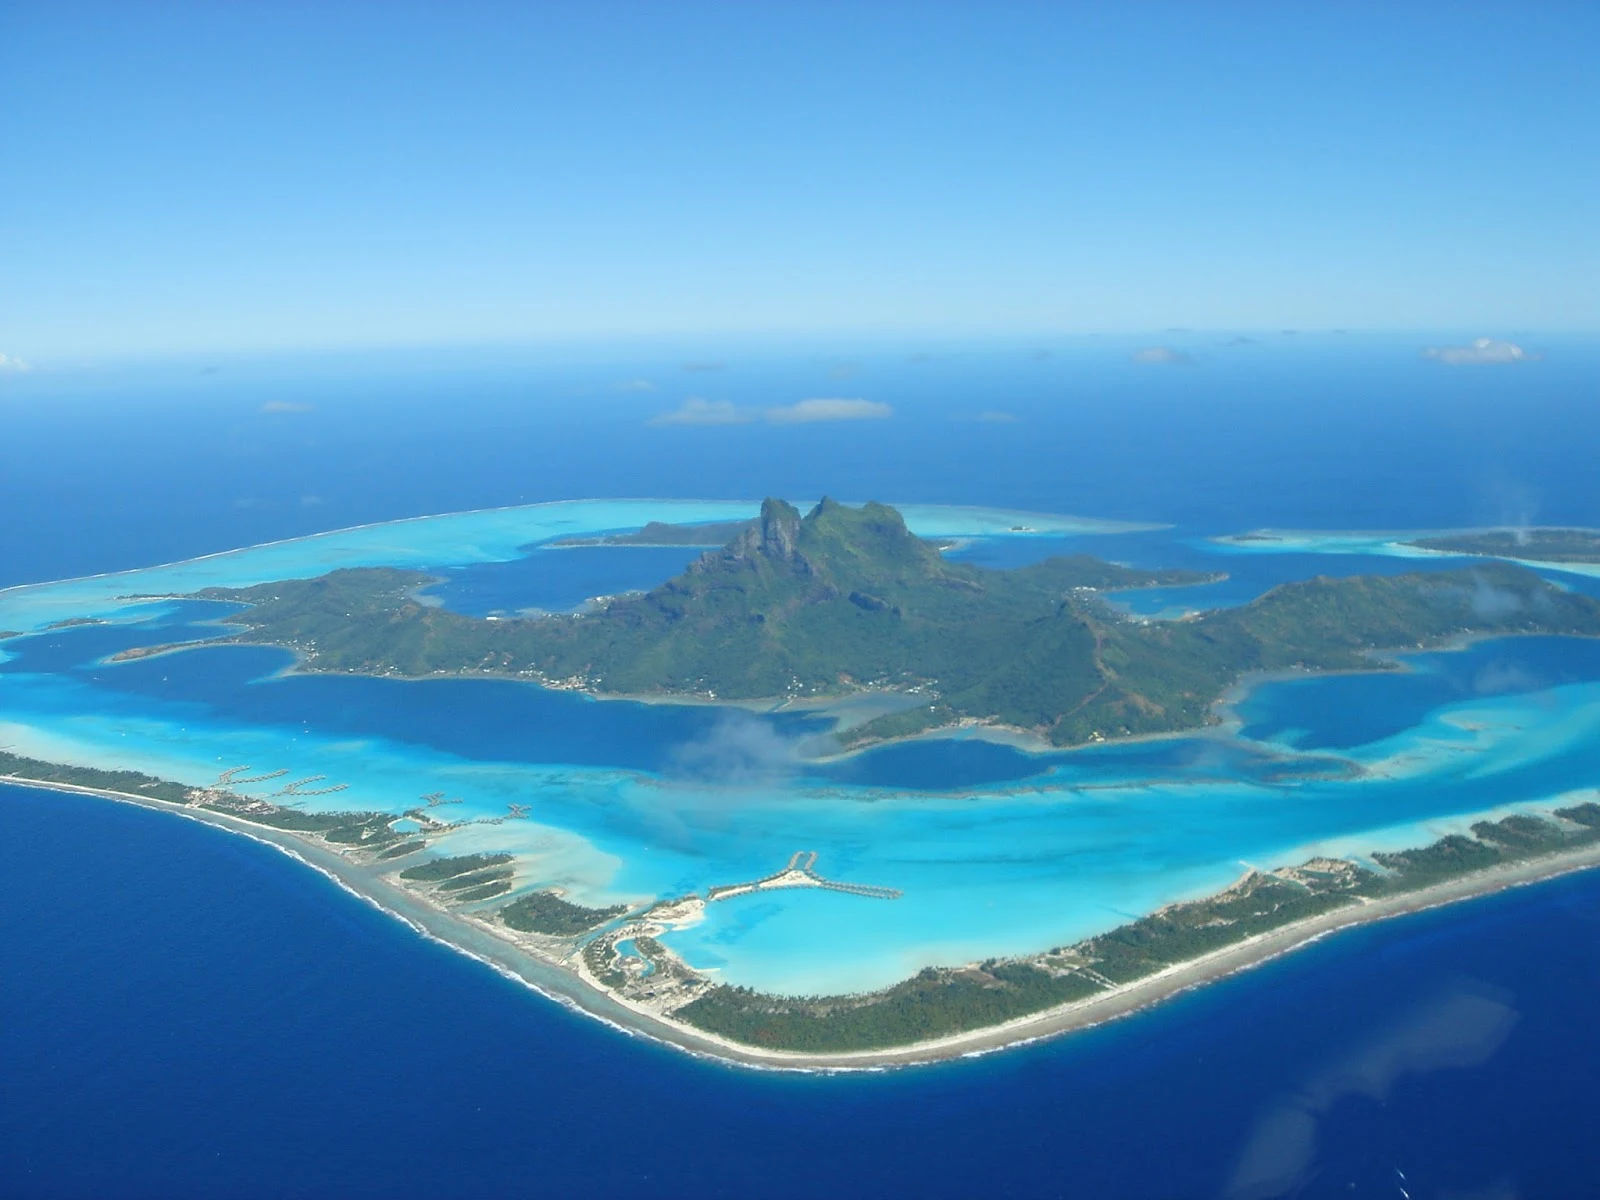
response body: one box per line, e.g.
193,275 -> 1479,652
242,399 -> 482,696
214,766 -> 289,786
272,774 -> 349,797
706,851 -> 901,902
213,766 -> 348,796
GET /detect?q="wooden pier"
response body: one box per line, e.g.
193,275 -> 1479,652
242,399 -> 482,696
272,775 -> 350,797
706,851 -> 901,903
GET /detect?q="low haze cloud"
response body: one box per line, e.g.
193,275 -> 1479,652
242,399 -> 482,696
765,398 -> 892,424
616,378 -> 655,392
1472,660 -> 1542,695
649,397 -> 893,426
1424,338 -> 1536,366
974,410 -> 1020,423
648,397 -> 752,426
1466,573 -> 1548,620
1483,479 -> 1541,532
261,400 -> 313,414
668,712 -> 803,785
1132,346 -> 1191,365
0,353 -> 32,373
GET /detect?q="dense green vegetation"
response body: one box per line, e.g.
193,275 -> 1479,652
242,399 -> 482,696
1410,528 -> 1600,564
452,879 -> 514,902
678,963 -> 1105,1052
196,498 -> 1600,748
217,800 -> 400,847
1370,811 -> 1600,890
1556,801 -> 1600,828
0,750 -> 410,852
0,749 -> 193,804
399,853 -> 512,882
583,935 -> 628,988
1471,813 -> 1574,854
1370,834 -> 1504,887
377,839 -> 428,859
320,816 -> 406,846
438,866 -> 515,892
500,889 -> 629,935
678,812 -> 1600,1052
1073,874 -> 1362,984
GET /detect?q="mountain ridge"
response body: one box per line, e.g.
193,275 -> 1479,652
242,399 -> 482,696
185,498 -> 1600,748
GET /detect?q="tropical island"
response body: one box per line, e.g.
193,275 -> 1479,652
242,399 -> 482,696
137,497 -> 1600,750
18,497 -> 1600,1065
1406,527 -> 1600,565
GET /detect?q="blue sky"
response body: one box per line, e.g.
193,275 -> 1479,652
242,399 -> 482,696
1,2 -> 1596,360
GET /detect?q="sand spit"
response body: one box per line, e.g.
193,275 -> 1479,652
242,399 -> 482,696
10,775 -> 1600,1072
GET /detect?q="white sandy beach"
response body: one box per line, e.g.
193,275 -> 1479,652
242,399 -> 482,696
9,774 -> 1600,1072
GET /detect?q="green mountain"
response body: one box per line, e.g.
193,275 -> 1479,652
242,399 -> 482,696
188,498 -> 1600,748
502,497 -> 1210,712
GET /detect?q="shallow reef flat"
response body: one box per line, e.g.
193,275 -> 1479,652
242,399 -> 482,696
7,758 -> 1600,1068
7,500 -> 1600,1059
0,498 -> 1151,634
1212,526 -> 1600,579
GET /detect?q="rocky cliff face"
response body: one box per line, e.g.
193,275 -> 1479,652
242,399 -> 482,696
747,497 -> 805,562
692,497 -> 812,575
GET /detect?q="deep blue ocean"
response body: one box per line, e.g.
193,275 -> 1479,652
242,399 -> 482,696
4,335 -> 1600,1198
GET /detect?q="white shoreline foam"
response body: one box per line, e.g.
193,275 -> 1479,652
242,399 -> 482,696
8,774 -> 1600,1073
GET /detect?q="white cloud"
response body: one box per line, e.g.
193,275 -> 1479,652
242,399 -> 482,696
648,397 -> 753,426
974,410 -> 1020,423
667,712 -> 803,785
649,395 -> 894,428
764,398 -> 892,424
1132,346 -> 1191,365
617,378 -> 655,392
1423,337 -> 1536,366
0,353 -> 32,373
260,400 -> 313,413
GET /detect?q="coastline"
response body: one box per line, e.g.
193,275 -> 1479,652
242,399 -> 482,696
0,497 -> 1149,606
9,773 -> 1600,1072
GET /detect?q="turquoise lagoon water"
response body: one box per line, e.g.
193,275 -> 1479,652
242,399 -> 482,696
0,498 -> 1150,639
1210,527 -> 1600,580
5,500 -> 1600,995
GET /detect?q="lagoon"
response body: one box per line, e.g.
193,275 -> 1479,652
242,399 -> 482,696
6,500 -> 1600,996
